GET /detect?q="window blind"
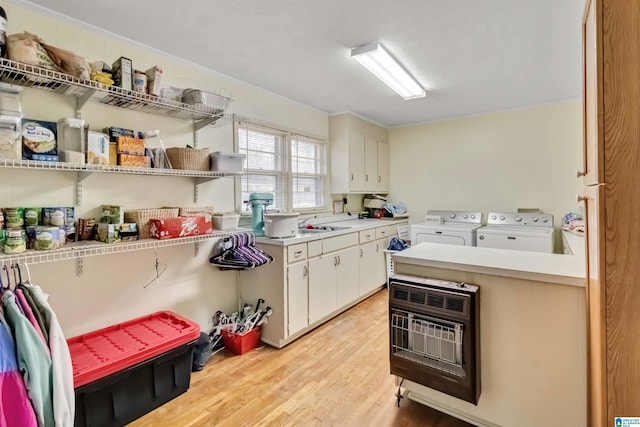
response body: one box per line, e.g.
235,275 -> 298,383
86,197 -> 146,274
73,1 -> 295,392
291,134 -> 326,210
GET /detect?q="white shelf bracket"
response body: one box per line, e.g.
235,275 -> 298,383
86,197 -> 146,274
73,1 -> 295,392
194,115 -> 221,132
76,171 -> 93,205
76,257 -> 84,276
76,88 -> 97,117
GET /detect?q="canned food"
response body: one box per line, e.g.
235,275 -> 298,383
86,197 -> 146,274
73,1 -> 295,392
34,226 -> 62,250
0,229 -> 6,251
0,211 -> 4,228
25,226 -> 36,249
4,228 -> 26,254
24,207 -> 42,226
4,207 -> 24,228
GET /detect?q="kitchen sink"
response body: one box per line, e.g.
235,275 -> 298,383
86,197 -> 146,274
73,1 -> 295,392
296,225 -> 352,235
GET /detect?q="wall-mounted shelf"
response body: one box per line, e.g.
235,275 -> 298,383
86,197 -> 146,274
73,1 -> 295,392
0,58 -> 229,126
0,159 -> 242,204
0,230 -> 249,269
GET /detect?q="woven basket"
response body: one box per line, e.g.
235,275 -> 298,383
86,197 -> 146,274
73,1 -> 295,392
162,206 -> 214,222
165,147 -> 210,171
124,208 -> 179,239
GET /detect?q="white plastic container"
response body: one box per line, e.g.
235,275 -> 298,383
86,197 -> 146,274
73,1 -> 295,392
211,151 -> 246,173
264,212 -> 299,238
212,213 -> 240,230
57,118 -> 86,164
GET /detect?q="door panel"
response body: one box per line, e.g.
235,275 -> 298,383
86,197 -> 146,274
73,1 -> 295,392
336,246 -> 360,308
308,255 -> 336,324
359,241 -> 378,296
364,136 -> 378,192
348,133 -> 365,191
377,142 -> 389,192
287,261 -> 308,336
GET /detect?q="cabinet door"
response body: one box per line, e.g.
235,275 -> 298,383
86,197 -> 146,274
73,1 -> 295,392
584,184 -> 606,427
377,141 -> 389,192
348,133 -> 366,191
287,261 -> 309,337
364,136 -> 378,192
308,255 -> 337,324
336,246 -> 360,308
374,240 -> 387,288
359,241 -> 379,296
582,0 -> 603,186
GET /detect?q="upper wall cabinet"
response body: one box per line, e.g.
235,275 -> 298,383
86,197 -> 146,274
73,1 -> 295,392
329,115 -> 389,194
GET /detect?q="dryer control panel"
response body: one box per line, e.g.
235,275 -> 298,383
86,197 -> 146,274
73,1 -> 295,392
425,210 -> 483,225
486,212 -> 553,227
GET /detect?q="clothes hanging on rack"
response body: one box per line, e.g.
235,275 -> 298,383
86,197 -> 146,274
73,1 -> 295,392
0,307 -> 38,427
19,284 -> 50,344
24,283 -> 75,427
209,232 -> 274,270
1,290 -> 54,427
15,288 -> 48,349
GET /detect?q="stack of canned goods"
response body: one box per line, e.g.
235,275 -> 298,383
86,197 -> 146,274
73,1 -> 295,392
1,207 -> 75,254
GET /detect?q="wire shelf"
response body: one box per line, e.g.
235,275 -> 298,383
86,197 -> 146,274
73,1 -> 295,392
0,230 -> 251,267
0,58 -> 228,124
391,311 -> 465,377
0,158 -> 242,179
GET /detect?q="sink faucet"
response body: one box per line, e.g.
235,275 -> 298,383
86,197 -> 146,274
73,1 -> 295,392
298,215 -> 317,227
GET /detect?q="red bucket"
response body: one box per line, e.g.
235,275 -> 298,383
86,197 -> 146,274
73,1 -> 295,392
221,327 -> 261,355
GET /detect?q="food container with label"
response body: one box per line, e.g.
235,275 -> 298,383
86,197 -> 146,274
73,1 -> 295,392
0,229 -> 6,251
25,226 -> 36,249
4,207 -> 24,228
4,228 -> 26,254
24,207 -> 41,226
34,226 -> 62,250
0,114 -> 22,161
133,70 -> 147,93
0,211 -> 3,228
57,118 -> 86,164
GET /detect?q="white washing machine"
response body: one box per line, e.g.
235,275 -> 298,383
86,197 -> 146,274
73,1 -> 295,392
477,212 -> 555,253
410,210 -> 483,246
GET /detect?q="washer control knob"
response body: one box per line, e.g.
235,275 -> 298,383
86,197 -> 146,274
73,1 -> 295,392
491,215 -> 497,220
463,215 -> 468,219
533,218 -> 539,222
515,216 -> 522,222
471,215 -> 476,219
450,213 -> 456,219
500,216 -> 505,221
479,235 -> 485,240
542,218 -> 548,223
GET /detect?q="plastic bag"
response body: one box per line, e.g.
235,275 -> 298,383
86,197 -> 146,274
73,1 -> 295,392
192,332 -> 213,371
39,38 -> 90,80
7,32 -> 60,71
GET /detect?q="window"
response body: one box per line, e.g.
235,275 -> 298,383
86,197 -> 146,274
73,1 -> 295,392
237,123 -> 326,213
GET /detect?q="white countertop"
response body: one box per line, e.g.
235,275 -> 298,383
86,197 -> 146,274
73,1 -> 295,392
255,217 -> 408,246
392,242 -> 586,287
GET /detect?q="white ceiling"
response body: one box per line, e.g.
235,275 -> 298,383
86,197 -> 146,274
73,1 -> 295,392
23,0 -> 584,127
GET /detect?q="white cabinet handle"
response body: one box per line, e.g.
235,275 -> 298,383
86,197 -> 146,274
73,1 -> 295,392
334,256 -> 338,266
378,176 -> 381,183
303,265 -> 308,277
576,194 -> 586,203
350,173 -> 354,181
360,248 -> 363,257
576,170 -> 586,178
365,174 -> 369,182
380,230 -> 387,236
337,256 -> 341,265
376,243 -> 379,252
294,250 -> 302,258
366,234 -> 371,239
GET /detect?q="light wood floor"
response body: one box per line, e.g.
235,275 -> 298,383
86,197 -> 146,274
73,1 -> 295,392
130,289 -> 473,427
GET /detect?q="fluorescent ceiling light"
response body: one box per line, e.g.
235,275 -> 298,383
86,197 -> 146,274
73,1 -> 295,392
351,42 -> 426,100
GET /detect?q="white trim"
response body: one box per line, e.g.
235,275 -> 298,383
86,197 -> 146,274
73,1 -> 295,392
406,391 -> 500,427
389,98 -> 582,129
329,110 -> 389,128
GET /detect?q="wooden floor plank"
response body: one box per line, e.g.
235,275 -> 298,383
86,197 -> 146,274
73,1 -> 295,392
129,289 -> 473,427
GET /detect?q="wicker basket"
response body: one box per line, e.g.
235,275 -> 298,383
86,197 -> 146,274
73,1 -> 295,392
162,206 -> 214,222
165,147 -> 210,171
124,208 -> 179,239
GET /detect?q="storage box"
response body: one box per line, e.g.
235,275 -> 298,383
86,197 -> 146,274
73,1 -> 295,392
221,327 -> 261,355
109,143 -> 117,165
145,66 -> 163,96
116,136 -> 145,155
87,131 -> 109,165
124,208 -> 179,239
182,88 -> 232,110
212,212 -> 240,230
119,223 -> 138,242
112,57 -> 133,91
99,205 -> 124,225
210,151 -> 245,173
118,154 -> 151,168
165,147 -> 210,171
57,118 -> 86,156
96,223 -> 120,243
0,114 -> 22,160
103,126 -> 135,142
68,311 -> 199,427
149,216 -> 212,240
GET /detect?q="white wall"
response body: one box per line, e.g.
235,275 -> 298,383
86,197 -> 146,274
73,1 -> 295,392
1,3 -> 328,337
389,102 -> 583,251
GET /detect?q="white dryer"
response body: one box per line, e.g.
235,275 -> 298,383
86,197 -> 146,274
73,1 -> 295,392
410,210 -> 483,246
477,212 -> 555,253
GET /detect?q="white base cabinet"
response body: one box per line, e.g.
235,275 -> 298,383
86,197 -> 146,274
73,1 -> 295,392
238,222 -> 406,348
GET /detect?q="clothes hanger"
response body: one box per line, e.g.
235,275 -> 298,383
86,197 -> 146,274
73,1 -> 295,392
21,262 -> 31,283
144,252 -> 167,288
2,265 -> 12,291
13,263 -> 22,286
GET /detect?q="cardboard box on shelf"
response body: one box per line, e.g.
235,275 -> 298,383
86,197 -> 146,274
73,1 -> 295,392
112,57 -> 133,91
118,154 -> 150,168
116,136 -> 145,155
87,131 -> 109,165
21,119 -> 57,160
100,206 -> 124,225
104,127 -> 135,142
96,223 -> 120,244
145,66 -> 163,96
149,216 -> 212,240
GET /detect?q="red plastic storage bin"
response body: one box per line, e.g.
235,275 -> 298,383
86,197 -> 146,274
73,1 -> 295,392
222,327 -> 261,355
68,311 -> 200,388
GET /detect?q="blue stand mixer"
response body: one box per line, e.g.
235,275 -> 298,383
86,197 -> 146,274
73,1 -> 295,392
248,192 -> 274,236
